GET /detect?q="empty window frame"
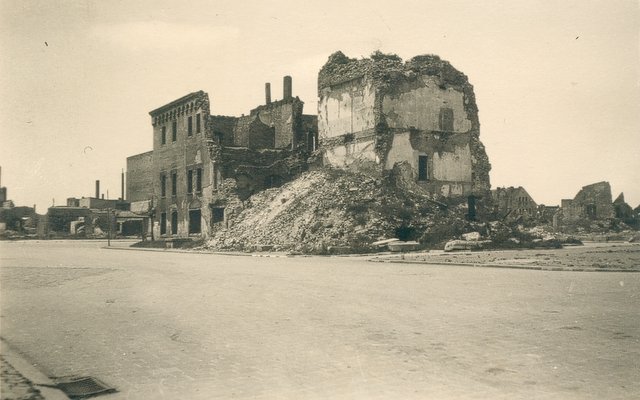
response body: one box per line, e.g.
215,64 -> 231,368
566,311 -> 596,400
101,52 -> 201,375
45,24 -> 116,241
172,121 -> 177,142
161,126 -> 167,145
187,169 -> 193,194
160,212 -> 167,235
189,209 -> 201,234
187,116 -> 193,136
196,113 -> 201,133
211,207 -> 224,223
171,171 -> 177,196
196,168 -> 202,192
171,211 -> 178,235
418,155 -> 428,181
439,107 -> 454,131
160,174 -> 167,197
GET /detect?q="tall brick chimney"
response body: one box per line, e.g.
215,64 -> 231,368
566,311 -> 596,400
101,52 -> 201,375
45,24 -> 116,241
283,76 -> 292,100
95,180 -> 100,199
121,169 -> 125,200
265,82 -> 271,104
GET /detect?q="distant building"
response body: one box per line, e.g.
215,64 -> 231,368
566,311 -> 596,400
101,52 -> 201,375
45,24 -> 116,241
491,186 -> 537,220
0,173 -> 37,235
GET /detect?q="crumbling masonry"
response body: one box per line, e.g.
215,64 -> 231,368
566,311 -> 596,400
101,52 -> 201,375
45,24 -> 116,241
318,51 -> 491,198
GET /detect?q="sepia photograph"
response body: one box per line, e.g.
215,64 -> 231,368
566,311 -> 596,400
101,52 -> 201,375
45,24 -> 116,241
1,0 -> 639,399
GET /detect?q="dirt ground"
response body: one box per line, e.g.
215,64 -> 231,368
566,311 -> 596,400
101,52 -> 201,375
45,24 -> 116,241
372,242 -> 640,271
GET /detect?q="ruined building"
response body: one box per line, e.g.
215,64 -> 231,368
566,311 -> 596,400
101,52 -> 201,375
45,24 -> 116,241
126,77 -> 317,239
491,186 -> 537,220
317,51 -> 491,199
561,181 -> 614,222
126,52 -> 494,241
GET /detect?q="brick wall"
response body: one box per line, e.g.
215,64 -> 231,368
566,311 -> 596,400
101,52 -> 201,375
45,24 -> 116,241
126,151 -> 154,202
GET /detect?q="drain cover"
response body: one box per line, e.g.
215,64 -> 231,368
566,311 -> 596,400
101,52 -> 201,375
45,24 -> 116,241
53,376 -> 115,399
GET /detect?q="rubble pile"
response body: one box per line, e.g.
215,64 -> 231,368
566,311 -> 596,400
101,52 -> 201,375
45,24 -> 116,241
205,167 -> 469,253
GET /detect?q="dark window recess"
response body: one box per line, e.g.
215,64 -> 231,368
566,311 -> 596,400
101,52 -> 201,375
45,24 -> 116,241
160,212 -> 167,235
214,132 -> 224,145
171,172 -> 177,196
171,211 -> 178,235
439,107 -> 454,131
196,168 -> 202,192
418,155 -> 428,181
172,121 -> 177,141
189,209 -> 201,234
586,204 -> 597,219
187,116 -> 193,136
160,174 -> 167,197
468,195 -> 477,221
211,207 -> 224,223
187,170 -> 193,194
196,113 -> 201,133
307,132 -> 316,151
161,126 -> 166,145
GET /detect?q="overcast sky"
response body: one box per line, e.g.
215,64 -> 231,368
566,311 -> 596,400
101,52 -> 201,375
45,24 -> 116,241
1,0 -> 639,211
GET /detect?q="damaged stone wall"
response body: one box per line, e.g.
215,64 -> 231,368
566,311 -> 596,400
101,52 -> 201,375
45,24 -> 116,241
126,151 -> 154,202
317,51 -> 491,198
562,181 -> 614,222
250,98 -> 304,149
209,145 -> 307,201
234,115 -> 275,149
209,116 -> 237,146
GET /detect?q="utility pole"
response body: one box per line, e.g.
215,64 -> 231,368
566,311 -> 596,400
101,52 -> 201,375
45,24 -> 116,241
149,196 -> 155,242
107,208 -> 111,246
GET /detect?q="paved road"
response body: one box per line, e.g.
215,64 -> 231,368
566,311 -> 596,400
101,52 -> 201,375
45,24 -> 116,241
1,240 -> 638,399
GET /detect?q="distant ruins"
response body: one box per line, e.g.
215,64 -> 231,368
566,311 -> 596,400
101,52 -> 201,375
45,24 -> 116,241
491,186 -> 537,221
561,181 -> 614,222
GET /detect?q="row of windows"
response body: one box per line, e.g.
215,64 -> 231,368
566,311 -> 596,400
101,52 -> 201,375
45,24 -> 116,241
158,206 -> 224,236
160,209 -> 202,235
160,168 -> 202,197
160,114 -> 202,145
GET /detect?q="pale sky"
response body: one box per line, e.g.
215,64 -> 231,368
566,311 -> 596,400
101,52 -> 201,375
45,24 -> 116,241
1,0 -> 639,211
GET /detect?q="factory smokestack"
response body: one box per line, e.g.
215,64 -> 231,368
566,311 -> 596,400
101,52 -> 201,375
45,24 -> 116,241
283,76 -> 292,99
121,169 -> 125,200
95,180 -> 100,199
265,82 -> 271,104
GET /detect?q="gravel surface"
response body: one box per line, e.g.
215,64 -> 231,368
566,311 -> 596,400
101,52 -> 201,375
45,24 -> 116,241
373,242 -> 640,271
